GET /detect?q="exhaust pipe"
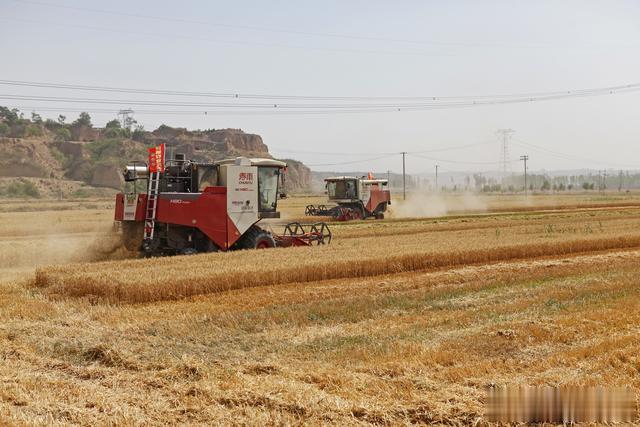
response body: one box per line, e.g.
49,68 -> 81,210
124,165 -> 149,181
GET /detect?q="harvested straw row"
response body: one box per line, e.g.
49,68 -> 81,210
336,212 -> 640,240
35,234 -> 640,304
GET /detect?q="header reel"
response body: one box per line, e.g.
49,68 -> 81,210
275,222 -> 332,247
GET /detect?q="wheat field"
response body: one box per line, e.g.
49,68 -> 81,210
2,193 -> 640,424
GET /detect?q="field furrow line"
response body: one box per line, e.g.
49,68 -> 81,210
34,234 -> 640,304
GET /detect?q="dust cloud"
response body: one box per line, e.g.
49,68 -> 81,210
388,192 -> 487,218
0,224 -> 132,276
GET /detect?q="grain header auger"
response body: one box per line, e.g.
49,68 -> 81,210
305,174 -> 391,221
113,143 -> 331,256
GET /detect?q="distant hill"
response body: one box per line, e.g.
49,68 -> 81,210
0,108 -> 311,198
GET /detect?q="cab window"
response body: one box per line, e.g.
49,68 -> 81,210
258,167 -> 279,212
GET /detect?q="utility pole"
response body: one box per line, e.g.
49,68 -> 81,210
602,170 -> 607,195
597,170 -> 601,193
520,155 -> 529,197
435,164 -> 439,192
619,170 -> 623,192
401,152 -> 406,200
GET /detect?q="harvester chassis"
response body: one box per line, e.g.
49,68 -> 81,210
305,202 -> 385,221
118,221 -> 332,256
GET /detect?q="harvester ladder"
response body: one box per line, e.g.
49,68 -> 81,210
144,171 -> 160,241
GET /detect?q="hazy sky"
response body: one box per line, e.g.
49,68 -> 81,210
1,0 -> 639,173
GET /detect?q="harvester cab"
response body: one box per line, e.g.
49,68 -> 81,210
115,146 -> 330,255
305,175 -> 391,221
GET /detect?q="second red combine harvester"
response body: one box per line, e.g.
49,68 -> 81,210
114,144 -> 331,256
305,175 -> 391,221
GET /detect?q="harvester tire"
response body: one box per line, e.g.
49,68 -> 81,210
353,206 -> 364,220
236,226 -> 276,250
121,222 -> 144,251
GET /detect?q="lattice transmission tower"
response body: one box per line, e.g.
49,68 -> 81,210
496,128 -> 515,177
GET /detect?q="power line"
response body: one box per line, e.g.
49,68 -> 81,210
407,140 -> 495,154
271,148 -> 396,156
271,140 -> 494,156
1,79 -> 639,102
305,154 -> 398,167
512,138 -> 638,169
0,17 -> 452,58
11,0 -> 640,51
408,152 -> 520,165
2,82 -> 638,115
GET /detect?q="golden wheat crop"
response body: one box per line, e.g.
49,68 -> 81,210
4,242 -> 640,424
2,195 -> 640,424
34,211 -> 640,303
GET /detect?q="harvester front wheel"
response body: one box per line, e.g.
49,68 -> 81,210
236,226 -> 276,250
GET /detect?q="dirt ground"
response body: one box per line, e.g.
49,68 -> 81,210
1,192 -> 640,425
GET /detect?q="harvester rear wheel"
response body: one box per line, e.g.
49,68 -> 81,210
236,225 -> 276,250
121,222 -> 144,251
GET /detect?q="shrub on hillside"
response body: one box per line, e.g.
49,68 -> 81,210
44,119 -> 61,131
104,119 -> 128,138
132,125 -> 145,141
50,146 -> 70,168
86,138 -> 122,161
25,124 -> 44,137
55,128 -> 72,142
2,179 -> 41,198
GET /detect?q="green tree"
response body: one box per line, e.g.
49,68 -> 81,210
55,127 -> 71,142
104,119 -> 123,138
132,124 -> 145,141
57,114 -> 66,125
44,118 -> 59,130
0,107 -> 19,124
31,111 -> 43,124
73,112 -> 92,127
541,180 -> 551,191
105,119 -> 121,129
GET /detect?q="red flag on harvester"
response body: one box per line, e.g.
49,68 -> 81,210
148,143 -> 165,173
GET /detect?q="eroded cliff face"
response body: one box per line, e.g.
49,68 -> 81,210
281,159 -> 311,193
0,137 -> 60,179
0,125 -> 311,193
143,126 -> 270,162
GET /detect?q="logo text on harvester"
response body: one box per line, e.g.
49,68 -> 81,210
238,172 -> 254,185
486,385 -> 635,423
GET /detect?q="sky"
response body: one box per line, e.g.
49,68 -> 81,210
0,0 -> 639,174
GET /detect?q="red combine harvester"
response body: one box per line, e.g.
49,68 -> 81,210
114,144 -> 331,255
305,175 -> 391,221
